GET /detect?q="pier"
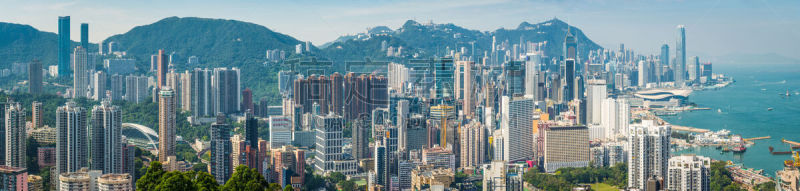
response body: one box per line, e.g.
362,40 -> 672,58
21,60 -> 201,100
671,125 -> 711,133
744,136 -> 771,142
783,139 -> 800,146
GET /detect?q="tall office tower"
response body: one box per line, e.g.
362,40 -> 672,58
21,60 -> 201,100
504,61 -> 525,97
564,28 -> 578,60
124,75 -> 149,103
212,68 -> 241,114
158,87 -> 177,162
29,60 -> 43,94
73,46 -> 89,98
278,70 -> 295,96
564,59 -> 576,102
675,25 -> 686,86
156,50 -> 169,90
628,120 -> 671,190
242,88 -> 254,113
543,125 -> 590,172
192,68 -> 214,116
109,74 -> 124,101
351,117 -> 370,160
79,23 -> 89,49
243,112 -> 258,149
387,63 -> 409,93
396,100 -> 410,151
32,101 -> 43,129
601,98 -> 630,139
667,155 -> 710,191
91,101 -> 123,173
314,114 -> 357,175
586,79 -> 607,125
92,71 -> 107,101
330,72 -> 344,116
525,53 -> 541,99
5,102 -> 26,168
501,96 -> 535,162
57,101 -> 88,174
454,61 -> 474,117
374,142 -> 389,187
269,116 -> 292,149
149,55 -> 158,72
688,56 -> 700,83
343,73 -> 388,120
58,16 -> 71,78
638,61 -> 649,87
459,121 -> 485,168
209,113 -> 232,184
660,44 -> 669,83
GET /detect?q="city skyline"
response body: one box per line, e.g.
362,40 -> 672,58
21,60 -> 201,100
2,0 -> 800,60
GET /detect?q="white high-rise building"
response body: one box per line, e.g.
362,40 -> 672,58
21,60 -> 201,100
667,155 -> 710,191
638,61 -> 649,87
73,46 -> 89,98
587,79 -> 607,125
501,96 -> 535,162
57,102 -> 89,174
628,120 -> 671,190
601,98 -> 630,139
5,102 -> 26,168
269,116 -> 292,149
92,71 -> 107,101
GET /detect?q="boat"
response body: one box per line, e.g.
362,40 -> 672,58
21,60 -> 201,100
732,145 -> 746,153
722,147 -> 731,152
768,108 -> 774,111
717,109 -> 722,113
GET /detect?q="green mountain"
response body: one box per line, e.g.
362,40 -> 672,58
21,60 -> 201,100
320,18 -> 602,61
0,22 -> 88,67
103,17 -> 311,102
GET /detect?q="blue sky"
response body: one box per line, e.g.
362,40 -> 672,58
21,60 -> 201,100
2,0 -> 799,60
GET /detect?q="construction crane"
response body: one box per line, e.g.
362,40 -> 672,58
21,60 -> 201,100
784,151 -> 800,167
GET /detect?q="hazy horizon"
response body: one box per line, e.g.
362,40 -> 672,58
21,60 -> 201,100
2,0 -> 799,61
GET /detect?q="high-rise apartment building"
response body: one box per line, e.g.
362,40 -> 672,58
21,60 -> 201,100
91,101 -> 122,174
601,98 -> 630,139
501,96 -> 535,162
191,68 -> 214,116
5,102 -> 26,168
158,87 -> 177,162
209,113 -> 232,185
543,125 -> 590,172
32,101 -> 43,129
109,74 -> 125,101
242,88 -> 254,113
525,53 -> 542,99
124,75 -> 149,103
57,101 -> 88,174
459,121 -> 485,168
638,61 -> 649,87
212,67 -> 241,114
586,79 -> 607,125
343,73 -> 388,120
454,61 -> 474,117
97,174 -> 133,191
271,146 -> 305,188
667,155 -> 710,191
0,166 -> 28,191
156,50 -> 169,90
58,16 -> 71,78
73,46 -> 89,98
351,117 -> 370,160
628,120 -> 671,190
29,60 -> 43,95
93,71 -> 107,101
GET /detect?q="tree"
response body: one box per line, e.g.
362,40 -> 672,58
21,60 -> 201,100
189,171 -> 219,191
268,183 -> 282,190
155,171 -> 195,191
137,161 -> 166,191
338,180 -> 356,191
283,185 -> 295,191
328,172 -> 346,184
223,165 -> 269,191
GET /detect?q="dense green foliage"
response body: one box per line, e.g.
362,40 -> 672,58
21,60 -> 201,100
136,161 -> 219,191
710,161 -> 746,191
0,22 -> 94,67
524,163 -> 627,191
221,165 -> 268,191
754,181 -> 776,191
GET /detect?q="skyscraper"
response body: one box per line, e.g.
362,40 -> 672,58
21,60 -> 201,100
351,117 -> 370,160
564,28 -> 578,60
314,114 -> 357,175
73,46 -> 89,98
191,68 -> 213,116
675,25 -> 686,86
525,53 -> 541,99
564,59 -> 576,102
5,102 -> 26,168
80,23 -> 88,50
374,142 -> 389,187
91,101 -> 122,174
243,112 -> 258,149
209,113 -> 232,185
454,61 -> 474,117
32,101 -> 43,129
124,75 -> 149,103
212,68 -> 241,114
660,44 -> 669,83
638,61 -> 649,87
58,16 -> 71,78
628,120 -> 671,190
109,74 -> 125,101
158,87 -> 177,162
459,121 -> 485,168
343,73 -> 389,120
156,50 -> 169,90
92,71 -> 107,101
57,101 -> 88,174
242,88 -> 254,113
29,60 -> 43,95
501,96 -> 535,162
